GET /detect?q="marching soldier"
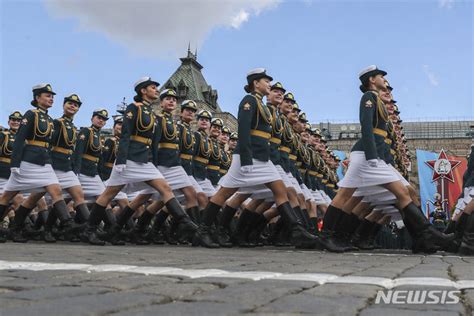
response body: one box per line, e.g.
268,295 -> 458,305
29,93 -> 91,242
207,118 -> 223,186
127,88 -> 200,244
100,115 -> 123,181
228,132 -> 238,153
0,111 -> 23,242
194,68 -> 319,248
0,84 -> 79,242
193,110 -> 216,199
84,77 -> 197,245
218,126 -> 231,177
73,109 -> 109,200
321,65 -> 453,253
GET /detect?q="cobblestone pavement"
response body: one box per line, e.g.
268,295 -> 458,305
0,243 -> 473,315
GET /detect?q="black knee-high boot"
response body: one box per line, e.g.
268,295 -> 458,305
403,202 -> 455,254
43,207 -> 58,243
131,210 -> 153,245
233,209 -> 255,247
165,198 -> 198,241
74,203 -> 90,224
319,205 -> 346,253
147,210 -> 168,244
186,206 -> 201,224
277,202 -> 322,249
11,205 -> 33,243
52,200 -> 82,242
459,213 -> 474,255
81,203 -> 106,245
193,202 -> 220,248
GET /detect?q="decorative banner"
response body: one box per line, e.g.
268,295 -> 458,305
416,149 -> 437,216
425,149 -> 461,183
333,150 -> 347,180
418,149 -> 467,218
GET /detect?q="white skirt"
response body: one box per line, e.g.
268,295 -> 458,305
320,190 -> 332,204
338,151 -> 399,188
196,178 -> 217,197
218,154 -> 281,189
140,165 -> 193,199
175,175 -> 205,203
158,166 -> 192,191
78,174 -> 105,198
55,170 -> 81,190
311,190 -> 327,205
4,162 -> 58,193
107,160 -> 164,194
288,173 -> 304,195
103,180 -> 129,201
301,184 -> 314,202
276,165 -> 296,189
353,185 -> 388,197
391,165 -> 410,186
0,177 -> 7,194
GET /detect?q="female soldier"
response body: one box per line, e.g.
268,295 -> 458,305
83,77 -> 196,245
26,94 -> 90,242
0,84 -> 79,242
193,68 -> 319,249
321,66 -> 453,253
0,111 -> 23,242
207,118 -> 223,187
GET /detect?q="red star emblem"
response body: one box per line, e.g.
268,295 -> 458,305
425,149 -> 461,183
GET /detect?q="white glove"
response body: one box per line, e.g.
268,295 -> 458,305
367,159 -> 378,168
10,167 -> 20,175
240,165 -> 253,173
114,164 -> 126,173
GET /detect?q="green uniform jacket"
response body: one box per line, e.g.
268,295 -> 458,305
220,146 -> 231,177
153,111 -> 180,167
268,103 -> 283,165
99,136 -> 118,181
51,116 -> 77,172
11,108 -> 53,168
73,127 -> 102,176
207,136 -> 221,186
0,129 -> 16,179
351,91 -> 388,160
116,101 -> 156,165
235,92 -> 272,166
178,121 -> 195,176
193,130 -> 211,180
279,115 -> 293,173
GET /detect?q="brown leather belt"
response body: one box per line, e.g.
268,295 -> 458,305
0,157 -> 11,163
279,146 -> 291,153
52,146 -> 72,155
219,169 -> 227,174
250,129 -> 271,140
158,142 -> 179,150
289,154 -> 297,161
180,153 -> 192,160
82,154 -> 99,163
194,156 -> 209,164
104,162 -> 114,168
270,137 -> 281,145
131,135 -> 152,145
207,165 -> 220,171
26,140 -> 48,148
